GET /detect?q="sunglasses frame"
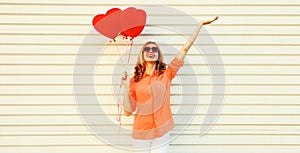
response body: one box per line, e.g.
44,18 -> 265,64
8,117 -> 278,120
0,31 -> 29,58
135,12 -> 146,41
143,47 -> 159,53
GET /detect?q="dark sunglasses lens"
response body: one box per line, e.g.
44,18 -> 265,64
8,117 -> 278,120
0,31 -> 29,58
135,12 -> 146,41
144,47 -> 150,52
152,47 -> 158,52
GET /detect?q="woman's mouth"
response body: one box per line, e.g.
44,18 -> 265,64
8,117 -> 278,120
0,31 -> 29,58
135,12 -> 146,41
147,54 -> 155,58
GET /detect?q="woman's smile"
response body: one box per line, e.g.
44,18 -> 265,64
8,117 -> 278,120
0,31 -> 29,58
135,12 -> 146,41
146,53 -> 156,58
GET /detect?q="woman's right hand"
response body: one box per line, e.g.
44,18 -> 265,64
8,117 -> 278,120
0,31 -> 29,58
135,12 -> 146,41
122,71 -> 128,81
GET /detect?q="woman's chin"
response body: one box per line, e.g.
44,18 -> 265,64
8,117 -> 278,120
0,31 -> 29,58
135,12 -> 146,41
145,59 -> 157,62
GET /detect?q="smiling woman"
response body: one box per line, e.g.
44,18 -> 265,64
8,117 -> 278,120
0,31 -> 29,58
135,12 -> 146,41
122,17 -> 218,152
134,41 -> 166,82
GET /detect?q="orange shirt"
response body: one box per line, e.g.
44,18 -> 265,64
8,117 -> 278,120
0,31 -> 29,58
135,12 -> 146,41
129,57 -> 184,139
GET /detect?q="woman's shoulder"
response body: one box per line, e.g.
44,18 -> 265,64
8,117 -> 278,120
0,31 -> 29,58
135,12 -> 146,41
129,77 -> 135,83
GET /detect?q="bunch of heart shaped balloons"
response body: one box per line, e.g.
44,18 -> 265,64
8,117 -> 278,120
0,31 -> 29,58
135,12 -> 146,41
92,7 -> 147,41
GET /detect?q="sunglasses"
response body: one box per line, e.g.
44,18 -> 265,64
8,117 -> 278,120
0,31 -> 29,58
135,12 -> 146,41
143,47 -> 159,53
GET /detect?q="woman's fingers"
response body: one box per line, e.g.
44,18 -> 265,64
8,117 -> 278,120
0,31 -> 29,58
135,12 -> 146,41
202,16 -> 219,25
122,71 -> 128,80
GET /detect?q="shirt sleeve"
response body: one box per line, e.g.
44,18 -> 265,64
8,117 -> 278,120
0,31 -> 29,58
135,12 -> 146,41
128,78 -> 137,112
165,57 -> 184,80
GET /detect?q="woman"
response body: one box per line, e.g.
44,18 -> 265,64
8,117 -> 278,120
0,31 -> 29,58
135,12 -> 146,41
122,16 -> 219,152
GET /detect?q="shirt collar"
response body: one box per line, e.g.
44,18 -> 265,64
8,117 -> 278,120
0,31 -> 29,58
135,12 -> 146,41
143,70 -> 159,78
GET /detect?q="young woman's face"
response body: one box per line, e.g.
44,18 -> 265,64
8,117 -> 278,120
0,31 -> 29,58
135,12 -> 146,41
143,43 -> 159,62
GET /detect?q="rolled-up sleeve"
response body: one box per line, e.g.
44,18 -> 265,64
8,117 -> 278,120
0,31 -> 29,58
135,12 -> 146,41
165,57 -> 184,79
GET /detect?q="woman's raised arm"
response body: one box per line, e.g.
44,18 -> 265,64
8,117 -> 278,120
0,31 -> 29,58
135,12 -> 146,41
176,16 -> 219,61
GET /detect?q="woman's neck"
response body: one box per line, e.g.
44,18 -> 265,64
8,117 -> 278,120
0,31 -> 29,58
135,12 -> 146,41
145,61 -> 156,76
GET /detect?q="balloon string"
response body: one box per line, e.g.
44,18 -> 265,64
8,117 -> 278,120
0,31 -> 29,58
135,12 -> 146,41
114,39 -> 127,135
106,39 -> 123,135
116,79 -> 124,135
115,39 -> 134,135
127,40 -> 133,64
113,41 -> 125,64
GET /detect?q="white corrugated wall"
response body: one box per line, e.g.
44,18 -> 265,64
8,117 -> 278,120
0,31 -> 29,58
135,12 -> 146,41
1,0 -> 300,152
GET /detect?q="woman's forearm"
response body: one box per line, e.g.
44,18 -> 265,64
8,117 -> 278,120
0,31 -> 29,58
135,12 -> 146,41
176,22 -> 203,61
182,23 -> 203,54
176,16 -> 218,61
122,78 -> 132,116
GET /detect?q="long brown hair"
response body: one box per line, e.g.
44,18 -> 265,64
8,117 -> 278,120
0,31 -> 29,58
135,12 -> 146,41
133,41 -> 166,82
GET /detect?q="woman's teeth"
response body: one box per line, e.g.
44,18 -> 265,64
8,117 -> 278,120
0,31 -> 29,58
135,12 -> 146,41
147,55 -> 155,58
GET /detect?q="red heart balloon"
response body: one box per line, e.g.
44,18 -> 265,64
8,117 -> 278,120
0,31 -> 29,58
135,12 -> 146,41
120,7 -> 147,40
92,8 -> 122,40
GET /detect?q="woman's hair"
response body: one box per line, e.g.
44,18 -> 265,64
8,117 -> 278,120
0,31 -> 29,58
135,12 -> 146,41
133,41 -> 166,82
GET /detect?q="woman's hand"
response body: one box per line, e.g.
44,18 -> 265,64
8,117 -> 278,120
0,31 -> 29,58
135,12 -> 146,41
201,16 -> 219,25
122,71 -> 128,81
